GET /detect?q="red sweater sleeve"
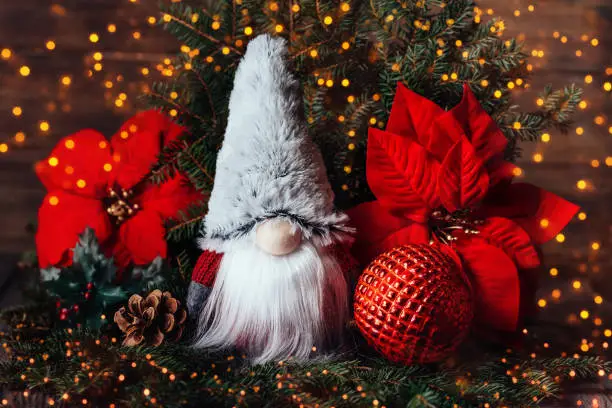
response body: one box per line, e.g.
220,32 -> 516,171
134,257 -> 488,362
191,250 -> 223,287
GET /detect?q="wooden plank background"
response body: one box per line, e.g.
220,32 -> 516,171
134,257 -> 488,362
0,0 -> 610,404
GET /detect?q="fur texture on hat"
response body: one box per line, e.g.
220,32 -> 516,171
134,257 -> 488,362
200,34 -> 352,253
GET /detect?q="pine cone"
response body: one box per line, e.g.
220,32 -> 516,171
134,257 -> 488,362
114,289 -> 187,347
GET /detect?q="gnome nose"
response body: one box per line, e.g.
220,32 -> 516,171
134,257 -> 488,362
255,220 -> 302,256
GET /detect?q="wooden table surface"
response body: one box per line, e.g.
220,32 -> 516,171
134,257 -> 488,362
0,0 -> 610,405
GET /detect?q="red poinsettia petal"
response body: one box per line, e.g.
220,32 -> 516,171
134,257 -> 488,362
427,110 -> 463,161
118,210 -> 167,266
36,191 -> 113,268
487,156 -> 518,188
106,237 -> 131,272
386,82 -> 445,142
111,110 -> 185,190
347,201 -> 429,264
480,183 -> 579,245
367,128 -> 440,220
448,84 -> 508,163
476,217 -> 540,269
455,237 -> 520,331
35,130 -> 113,199
136,176 -> 204,219
437,138 -> 489,212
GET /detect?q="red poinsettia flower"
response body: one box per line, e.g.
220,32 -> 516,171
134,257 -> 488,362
36,110 -> 202,270
348,83 -> 579,332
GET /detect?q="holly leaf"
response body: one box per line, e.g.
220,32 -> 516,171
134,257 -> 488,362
97,286 -> 129,308
40,267 -> 61,282
73,228 -> 116,284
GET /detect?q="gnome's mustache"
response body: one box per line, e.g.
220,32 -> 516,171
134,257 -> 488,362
207,211 -> 346,243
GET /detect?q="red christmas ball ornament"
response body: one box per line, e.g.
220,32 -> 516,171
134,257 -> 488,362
353,244 -> 474,365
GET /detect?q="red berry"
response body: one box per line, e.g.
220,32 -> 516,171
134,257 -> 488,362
84,292 -> 91,300
59,312 -> 67,321
86,282 -> 94,290
72,305 -> 80,313
61,308 -> 68,314
55,301 -> 61,309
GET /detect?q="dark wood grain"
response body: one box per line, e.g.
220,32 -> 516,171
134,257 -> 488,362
0,0 -> 610,402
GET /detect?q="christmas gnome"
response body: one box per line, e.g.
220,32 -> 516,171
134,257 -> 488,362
187,34 -> 354,363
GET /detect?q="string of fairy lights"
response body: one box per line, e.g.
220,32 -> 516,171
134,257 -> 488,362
0,0 -> 610,406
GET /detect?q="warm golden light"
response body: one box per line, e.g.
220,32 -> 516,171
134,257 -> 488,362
19,66 -> 31,77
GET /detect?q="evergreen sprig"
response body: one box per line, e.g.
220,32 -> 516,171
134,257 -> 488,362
0,326 -> 608,408
147,0 -> 581,241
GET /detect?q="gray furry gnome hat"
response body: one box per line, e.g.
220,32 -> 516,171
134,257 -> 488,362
200,34 -> 352,253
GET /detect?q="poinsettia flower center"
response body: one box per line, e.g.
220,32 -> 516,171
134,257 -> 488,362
104,187 -> 140,224
429,208 -> 483,245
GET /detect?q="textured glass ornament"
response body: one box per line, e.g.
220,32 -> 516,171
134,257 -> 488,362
354,244 -> 474,365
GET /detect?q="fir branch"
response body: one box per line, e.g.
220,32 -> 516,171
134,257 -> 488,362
165,202 -> 208,243
164,10 -> 243,56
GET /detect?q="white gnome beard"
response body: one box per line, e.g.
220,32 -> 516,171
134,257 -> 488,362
193,239 -> 348,364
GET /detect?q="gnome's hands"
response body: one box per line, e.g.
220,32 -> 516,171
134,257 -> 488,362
187,250 -> 223,322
